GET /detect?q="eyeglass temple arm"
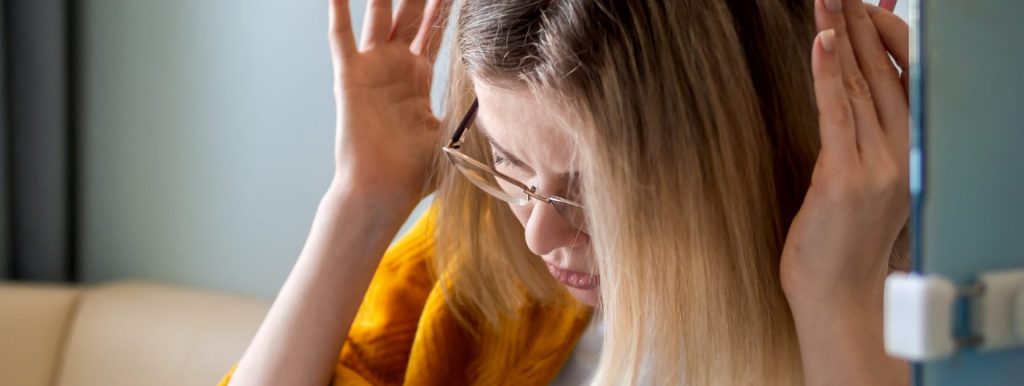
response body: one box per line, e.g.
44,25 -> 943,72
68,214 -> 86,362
447,99 -> 479,149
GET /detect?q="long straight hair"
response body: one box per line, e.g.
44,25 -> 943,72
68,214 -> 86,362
429,1 -> 909,384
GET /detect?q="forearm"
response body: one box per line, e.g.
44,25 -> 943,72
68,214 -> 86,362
228,182 -> 419,386
789,289 -> 909,386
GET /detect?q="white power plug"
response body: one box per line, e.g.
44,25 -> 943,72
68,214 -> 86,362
884,272 -> 958,360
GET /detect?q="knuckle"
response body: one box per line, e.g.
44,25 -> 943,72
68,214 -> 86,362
833,23 -> 850,41
868,158 -> 902,195
813,172 -> 862,203
849,9 -> 872,24
881,161 -> 903,189
870,174 -> 896,196
328,24 -> 344,40
873,12 -> 907,31
864,57 -> 901,83
844,72 -> 872,100
825,180 -> 860,203
822,101 -> 854,126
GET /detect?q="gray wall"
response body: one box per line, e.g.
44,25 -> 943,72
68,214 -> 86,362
79,0 -> 439,297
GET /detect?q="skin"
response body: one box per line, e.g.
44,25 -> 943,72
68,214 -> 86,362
228,0 -> 912,385
781,1 -> 913,385
473,82 -> 599,305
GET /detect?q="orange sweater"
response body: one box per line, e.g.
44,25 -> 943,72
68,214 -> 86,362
218,206 -> 593,385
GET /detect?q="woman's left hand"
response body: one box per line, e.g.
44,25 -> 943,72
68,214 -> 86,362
780,1 -> 911,385
781,0 -> 910,311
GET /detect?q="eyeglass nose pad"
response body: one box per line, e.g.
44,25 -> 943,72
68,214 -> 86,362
524,185 -> 544,201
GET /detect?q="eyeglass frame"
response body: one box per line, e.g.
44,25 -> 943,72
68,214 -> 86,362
440,98 -> 587,224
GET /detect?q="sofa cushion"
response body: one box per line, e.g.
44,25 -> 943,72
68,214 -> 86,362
54,281 -> 270,386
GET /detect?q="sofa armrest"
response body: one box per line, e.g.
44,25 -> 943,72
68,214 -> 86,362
0,282 -> 81,386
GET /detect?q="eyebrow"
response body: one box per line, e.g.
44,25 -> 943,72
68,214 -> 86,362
475,118 -> 580,181
475,118 -> 527,166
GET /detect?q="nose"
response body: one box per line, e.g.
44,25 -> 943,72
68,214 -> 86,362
521,198 -> 589,258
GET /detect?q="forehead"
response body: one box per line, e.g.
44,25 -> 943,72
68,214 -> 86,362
472,81 -> 578,173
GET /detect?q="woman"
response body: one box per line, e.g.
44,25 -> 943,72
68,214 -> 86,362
222,0 -> 911,385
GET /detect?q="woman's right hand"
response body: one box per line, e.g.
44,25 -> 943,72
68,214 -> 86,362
328,0 -> 449,201
226,6 -> 451,385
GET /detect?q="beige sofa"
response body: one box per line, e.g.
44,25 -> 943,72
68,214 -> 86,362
0,281 -> 270,386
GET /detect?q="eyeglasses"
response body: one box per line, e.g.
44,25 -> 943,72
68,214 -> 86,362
441,98 -> 587,231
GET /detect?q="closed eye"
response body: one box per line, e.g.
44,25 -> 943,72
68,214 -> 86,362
493,152 -> 526,169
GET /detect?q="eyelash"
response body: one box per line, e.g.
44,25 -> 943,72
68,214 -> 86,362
492,153 -> 522,168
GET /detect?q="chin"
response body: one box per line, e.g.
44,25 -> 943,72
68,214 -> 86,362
567,285 -> 600,307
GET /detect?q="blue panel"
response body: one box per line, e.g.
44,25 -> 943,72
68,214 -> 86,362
916,0 -> 1024,385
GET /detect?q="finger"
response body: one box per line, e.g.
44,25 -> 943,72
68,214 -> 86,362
815,0 -> 880,154
865,6 -> 910,73
329,0 -> 357,59
360,0 -> 393,50
866,5 -> 911,124
411,0 -> 451,62
841,0 -> 907,163
391,0 -> 426,45
879,0 -> 897,11
813,29 -> 858,162
816,0 -> 885,155
864,5 -> 910,94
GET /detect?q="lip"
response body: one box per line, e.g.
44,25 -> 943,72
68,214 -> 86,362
546,263 -> 600,290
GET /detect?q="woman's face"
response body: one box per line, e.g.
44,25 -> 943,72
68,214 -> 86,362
472,81 -> 599,306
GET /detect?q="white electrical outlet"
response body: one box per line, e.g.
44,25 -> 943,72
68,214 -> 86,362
973,269 -> 1024,351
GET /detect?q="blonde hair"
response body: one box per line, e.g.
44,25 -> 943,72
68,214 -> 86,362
429,1 -> 909,385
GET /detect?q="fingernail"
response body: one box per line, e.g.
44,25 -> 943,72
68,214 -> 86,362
821,29 -> 837,53
825,0 -> 843,12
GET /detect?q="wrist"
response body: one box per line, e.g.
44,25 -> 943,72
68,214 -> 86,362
781,259 -> 887,313
327,172 -> 422,209
787,287 -> 885,319
301,182 -> 422,273
783,274 -> 885,324
787,286 -> 907,386
320,179 -> 421,234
